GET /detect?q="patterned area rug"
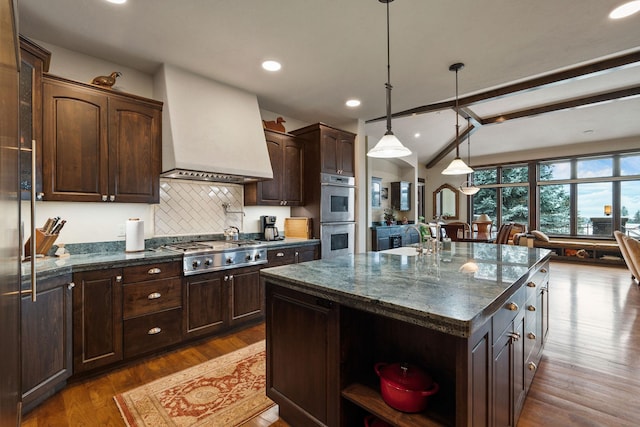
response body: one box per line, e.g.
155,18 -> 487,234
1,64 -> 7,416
114,341 -> 275,426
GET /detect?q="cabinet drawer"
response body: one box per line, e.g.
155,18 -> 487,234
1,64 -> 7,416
492,285 -> 525,342
123,308 -> 182,358
123,261 -> 181,283
268,248 -> 297,266
123,277 -> 182,319
525,264 -> 549,300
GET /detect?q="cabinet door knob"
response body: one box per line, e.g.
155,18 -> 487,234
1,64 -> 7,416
67,282 -> 75,290
509,332 -> 521,341
276,252 -> 285,257
109,195 -> 115,202
527,305 -> 536,312
102,194 -> 108,201
116,275 -> 122,282
507,302 -> 519,311
527,332 -> 537,340
527,281 -> 536,288
528,361 -> 537,371
541,268 -> 547,273
36,192 -> 44,201
147,292 -> 161,300
147,327 -> 162,335
148,267 -> 162,275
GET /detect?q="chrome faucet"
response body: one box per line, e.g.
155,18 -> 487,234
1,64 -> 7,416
405,223 -> 430,254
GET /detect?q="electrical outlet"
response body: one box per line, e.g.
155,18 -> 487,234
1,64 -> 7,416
117,224 -> 126,237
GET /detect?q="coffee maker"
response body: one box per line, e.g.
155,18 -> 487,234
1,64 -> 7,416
260,215 -> 281,241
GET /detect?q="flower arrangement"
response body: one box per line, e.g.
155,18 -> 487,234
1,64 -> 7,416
383,208 -> 396,225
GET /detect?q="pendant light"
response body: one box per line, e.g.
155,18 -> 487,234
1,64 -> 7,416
459,117 -> 480,195
367,0 -> 412,158
442,63 -> 474,175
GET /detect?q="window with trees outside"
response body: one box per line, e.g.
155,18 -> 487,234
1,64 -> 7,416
471,152 -> 640,239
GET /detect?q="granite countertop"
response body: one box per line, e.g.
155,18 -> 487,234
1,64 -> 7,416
22,237 -> 320,284
261,243 -> 552,338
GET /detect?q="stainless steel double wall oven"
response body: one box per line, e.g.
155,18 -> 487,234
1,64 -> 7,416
320,173 -> 355,259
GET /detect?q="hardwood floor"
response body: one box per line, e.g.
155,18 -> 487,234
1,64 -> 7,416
21,262 -> 639,426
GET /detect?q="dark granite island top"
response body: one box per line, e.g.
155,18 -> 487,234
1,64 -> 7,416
261,243 -> 552,338
261,243 -> 552,427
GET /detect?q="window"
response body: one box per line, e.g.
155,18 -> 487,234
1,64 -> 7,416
469,151 -> 640,239
472,165 -> 529,231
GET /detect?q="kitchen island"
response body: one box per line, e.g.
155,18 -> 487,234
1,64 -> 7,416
261,243 -> 552,427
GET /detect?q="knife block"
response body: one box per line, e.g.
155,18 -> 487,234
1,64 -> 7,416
24,228 -> 59,257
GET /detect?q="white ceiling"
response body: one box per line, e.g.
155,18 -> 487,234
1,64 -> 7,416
17,0 -> 640,167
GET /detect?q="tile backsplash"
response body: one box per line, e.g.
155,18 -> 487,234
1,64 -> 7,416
154,179 -> 244,236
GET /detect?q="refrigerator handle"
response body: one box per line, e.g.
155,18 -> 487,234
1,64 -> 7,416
29,139 -> 37,302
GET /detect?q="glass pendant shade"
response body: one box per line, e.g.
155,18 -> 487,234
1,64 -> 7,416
366,0 -> 411,159
368,132 -> 412,158
459,181 -> 480,195
442,157 -> 473,175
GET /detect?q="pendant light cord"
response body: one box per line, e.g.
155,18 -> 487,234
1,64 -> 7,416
385,0 -> 393,135
454,67 -> 460,158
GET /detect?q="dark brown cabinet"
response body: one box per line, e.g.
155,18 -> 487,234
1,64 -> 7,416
266,244 -> 319,267
292,123 -> 355,177
266,283 -> 340,427
244,129 -> 303,206
391,181 -> 411,212
72,268 -> 123,374
21,273 -> 72,413
122,262 -> 182,358
42,75 -> 162,203
19,36 -> 50,201
184,265 -> 263,339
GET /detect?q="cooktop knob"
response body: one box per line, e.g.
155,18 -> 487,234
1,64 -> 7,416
226,257 -> 234,264
192,260 -> 202,269
245,254 -> 252,261
255,253 -> 261,260
204,258 -> 213,266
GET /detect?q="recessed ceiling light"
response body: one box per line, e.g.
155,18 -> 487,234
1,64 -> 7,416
262,60 -> 281,72
105,0 -> 127,4
345,99 -> 361,107
609,1 -> 640,19
414,133 -> 421,138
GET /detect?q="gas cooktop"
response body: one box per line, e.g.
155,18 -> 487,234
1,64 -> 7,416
163,240 -> 267,275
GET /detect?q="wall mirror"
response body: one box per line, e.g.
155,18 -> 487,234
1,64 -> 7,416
433,183 -> 459,219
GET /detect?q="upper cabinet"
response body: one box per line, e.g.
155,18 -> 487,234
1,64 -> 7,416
244,129 -> 303,206
391,181 -> 411,212
19,36 -> 50,201
42,75 -> 162,203
292,123 -> 355,177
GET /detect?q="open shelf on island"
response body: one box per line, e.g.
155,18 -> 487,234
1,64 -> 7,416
341,383 -> 453,427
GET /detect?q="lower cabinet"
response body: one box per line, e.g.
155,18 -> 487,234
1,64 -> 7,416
184,265 -> 263,339
72,268 -> 123,374
267,244 -> 319,267
266,283 -> 340,427
21,273 -> 73,413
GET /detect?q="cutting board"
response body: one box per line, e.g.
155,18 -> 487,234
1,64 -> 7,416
284,217 -> 312,239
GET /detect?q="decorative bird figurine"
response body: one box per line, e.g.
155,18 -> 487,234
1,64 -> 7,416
91,71 -> 121,89
262,116 -> 286,132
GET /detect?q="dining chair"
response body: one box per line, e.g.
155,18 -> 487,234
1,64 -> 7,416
495,223 -> 514,245
443,222 -> 471,241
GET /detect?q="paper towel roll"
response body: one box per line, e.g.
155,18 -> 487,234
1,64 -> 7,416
125,218 -> 144,252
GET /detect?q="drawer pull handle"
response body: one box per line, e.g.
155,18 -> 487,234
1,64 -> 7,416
148,268 -> 162,275
148,292 -> 161,300
528,361 -> 537,371
541,268 -> 547,273
507,302 -> 519,311
528,332 -> 537,340
527,305 -> 536,312
508,332 -> 521,341
148,327 -> 162,335
276,252 -> 285,257
68,282 -> 75,290
527,281 -> 536,288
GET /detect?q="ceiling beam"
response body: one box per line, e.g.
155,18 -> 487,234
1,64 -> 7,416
480,85 -> 640,125
367,50 -> 640,123
425,125 -> 478,169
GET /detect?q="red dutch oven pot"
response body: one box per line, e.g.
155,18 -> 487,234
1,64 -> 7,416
374,362 -> 439,413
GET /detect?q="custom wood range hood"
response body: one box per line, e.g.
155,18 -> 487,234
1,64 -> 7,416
154,64 -> 273,183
